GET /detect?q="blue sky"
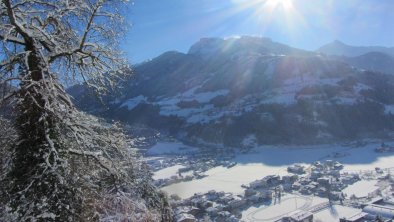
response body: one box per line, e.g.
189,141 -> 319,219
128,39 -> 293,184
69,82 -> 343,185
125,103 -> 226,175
122,0 -> 394,63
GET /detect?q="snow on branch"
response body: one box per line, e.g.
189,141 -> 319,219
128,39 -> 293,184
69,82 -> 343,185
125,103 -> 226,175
0,0 -> 130,93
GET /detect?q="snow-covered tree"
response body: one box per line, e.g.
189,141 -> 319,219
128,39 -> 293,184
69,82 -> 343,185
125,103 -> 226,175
0,0 -> 171,221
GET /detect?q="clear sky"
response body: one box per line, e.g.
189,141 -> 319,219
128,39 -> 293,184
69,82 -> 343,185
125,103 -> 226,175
122,0 -> 394,63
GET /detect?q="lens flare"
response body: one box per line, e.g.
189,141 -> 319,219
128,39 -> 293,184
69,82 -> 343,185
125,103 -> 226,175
265,0 -> 294,11
230,0 -> 308,42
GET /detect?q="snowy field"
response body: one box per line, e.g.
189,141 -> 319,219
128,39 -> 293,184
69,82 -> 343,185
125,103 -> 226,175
313,205 -> 362,222
160,141 -> 394,199
153,165 -> 185,180
242,195 -> 327,222
342,180 -> 379,198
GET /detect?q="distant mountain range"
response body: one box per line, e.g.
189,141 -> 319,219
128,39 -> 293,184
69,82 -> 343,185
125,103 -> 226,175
317,40 -> 394,57
70,36 -> 394,146
318,40 -> 394,74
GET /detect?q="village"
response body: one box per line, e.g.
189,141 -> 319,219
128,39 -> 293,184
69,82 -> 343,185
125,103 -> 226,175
141,140 -> 394,222
167,159 -> 394,222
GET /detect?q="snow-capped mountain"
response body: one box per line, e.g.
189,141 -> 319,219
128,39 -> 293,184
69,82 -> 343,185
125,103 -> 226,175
70,37 -> 394,146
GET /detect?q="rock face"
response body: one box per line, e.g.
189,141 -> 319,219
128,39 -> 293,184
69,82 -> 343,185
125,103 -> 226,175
70,36 -> 394,146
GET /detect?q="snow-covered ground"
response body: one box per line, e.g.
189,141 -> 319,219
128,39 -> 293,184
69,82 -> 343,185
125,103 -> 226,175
120,95 -> 147,110
313,205 -> 362,222
342,180 -> 379,198
153,164 -> 184,180
242,195 -> 327,222
146,142 -> 199,155
160,141 -> 394,199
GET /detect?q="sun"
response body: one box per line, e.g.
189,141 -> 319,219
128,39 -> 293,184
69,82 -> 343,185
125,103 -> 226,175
264,0 -> 294,12
230,0 -> 306,36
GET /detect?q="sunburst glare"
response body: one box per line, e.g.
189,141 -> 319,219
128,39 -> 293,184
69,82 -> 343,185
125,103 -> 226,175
265,0 -> 294,11
231,0 -> 308,42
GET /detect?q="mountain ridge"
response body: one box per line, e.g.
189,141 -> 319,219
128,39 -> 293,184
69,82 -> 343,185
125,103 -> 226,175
70,36 -> 394,147
317,40 -> 394,57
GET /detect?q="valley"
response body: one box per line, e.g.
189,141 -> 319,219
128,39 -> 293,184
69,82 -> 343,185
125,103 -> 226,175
142,139 -> 394,221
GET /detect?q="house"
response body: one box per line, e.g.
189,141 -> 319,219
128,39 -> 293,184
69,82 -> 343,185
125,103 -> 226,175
205,207 -> 219,217
287,165 -> 306,174
292,182 -> 301,190
333,162 -> 344,170
317,177 -> 330,186
283,175 -> 298,184
216,211 -> 232,222
175,206 -> 200,216
206,190 -> 220,201
245,188 -> 257,197
310,170 -> 323,180
250,179 -> 268,189
341,173 -> 360,185
175,213 -> 196,222
317,187 -> 327,197
362,199 -> 394,220
339,212 -> 368,222
247,194 -> 261,204
260,190 -> 273,199
282,210 -> 313,222
312,161 -> 324,170
264,175 -> 281,186
228,198 -> 247,209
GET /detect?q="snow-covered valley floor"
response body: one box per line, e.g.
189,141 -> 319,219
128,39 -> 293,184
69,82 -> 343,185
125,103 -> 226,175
149,140 -> 394,199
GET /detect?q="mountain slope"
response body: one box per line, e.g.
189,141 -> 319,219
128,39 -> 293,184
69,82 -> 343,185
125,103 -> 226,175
71,37 -> 394,146
344,52 -> 394,74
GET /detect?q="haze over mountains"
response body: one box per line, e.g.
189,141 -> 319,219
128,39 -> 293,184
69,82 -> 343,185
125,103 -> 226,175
70,36 -> 394,147
317,40 -> 394,57
318,40 -> 394,74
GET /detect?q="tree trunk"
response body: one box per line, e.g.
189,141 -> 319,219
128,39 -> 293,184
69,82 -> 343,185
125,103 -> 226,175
7,45 -> 82,221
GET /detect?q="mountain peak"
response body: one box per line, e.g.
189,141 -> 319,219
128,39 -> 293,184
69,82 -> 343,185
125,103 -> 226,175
331,40 -> 346,45
188,36 -> 308,58
188,37 -> 225,56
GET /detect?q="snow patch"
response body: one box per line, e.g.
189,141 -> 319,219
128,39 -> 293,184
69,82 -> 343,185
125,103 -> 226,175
353,83 -> 372,93
153,165 -> 184,180
343,180 -> 379,198
120,95 -> 147,110
384,105 -> 394,115
242,134 -> 257,148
